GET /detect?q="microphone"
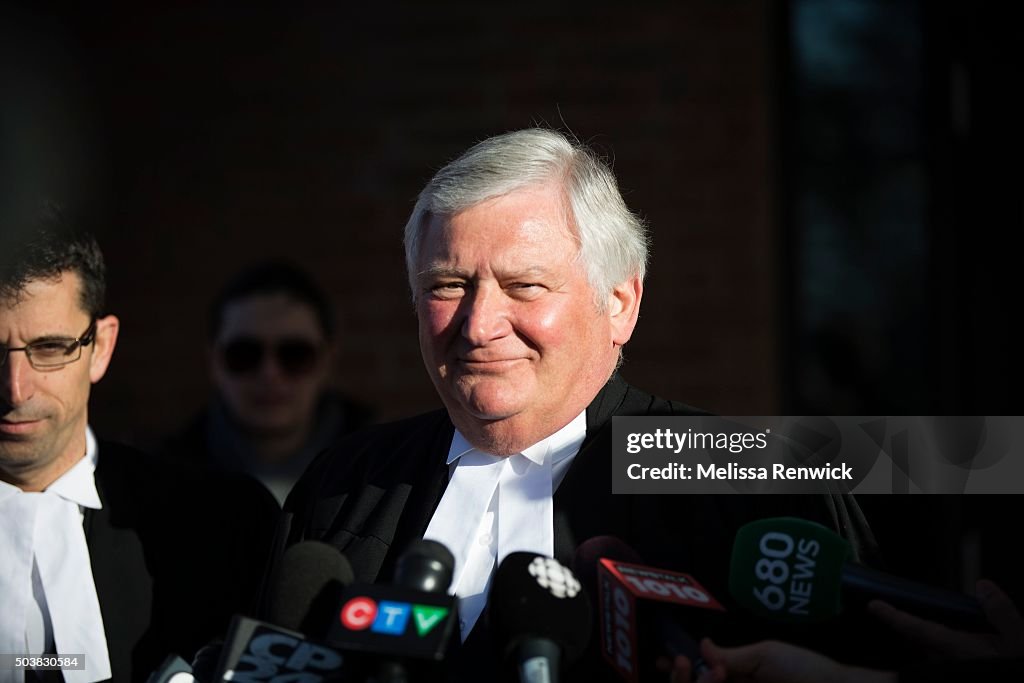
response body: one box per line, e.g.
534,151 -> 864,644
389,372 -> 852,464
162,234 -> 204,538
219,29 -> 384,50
210,540 -> 355,682
268,539 -> 357,634
729,517 -> 989,630
392,539 -> 455,594
146,654 -> 197,683
488,552 -> 592,683
326,539 -> 458,682
572,537 -> 725,683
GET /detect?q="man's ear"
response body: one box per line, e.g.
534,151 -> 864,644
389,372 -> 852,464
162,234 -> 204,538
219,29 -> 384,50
608,275 -> 643,347
88,314 -> 119,384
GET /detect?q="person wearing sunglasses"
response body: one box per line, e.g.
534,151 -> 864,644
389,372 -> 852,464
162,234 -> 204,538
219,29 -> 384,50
162,262 -> 374,505
0,207 -> 278,682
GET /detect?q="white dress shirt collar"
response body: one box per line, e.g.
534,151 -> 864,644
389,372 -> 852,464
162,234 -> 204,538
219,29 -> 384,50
0,426 -> 111,683
0,427 -> 100,507
47,426 -> 102,510
427,411 -> 587,641
445,411 -> 587,470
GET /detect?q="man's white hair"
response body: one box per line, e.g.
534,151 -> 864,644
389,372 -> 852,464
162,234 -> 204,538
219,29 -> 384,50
403,128 -> 649,310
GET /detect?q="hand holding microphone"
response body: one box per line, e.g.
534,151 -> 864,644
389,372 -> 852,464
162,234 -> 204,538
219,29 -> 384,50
686,638 -> 897,683
702,517 -> 1024,682
729,517 -> 989,630
868,578 -> 1024,659
678,615 -> 1024,683
572,536 -> 726,683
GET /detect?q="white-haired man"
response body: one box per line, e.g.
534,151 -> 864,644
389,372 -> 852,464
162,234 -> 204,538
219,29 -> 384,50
275,129 -> 875,680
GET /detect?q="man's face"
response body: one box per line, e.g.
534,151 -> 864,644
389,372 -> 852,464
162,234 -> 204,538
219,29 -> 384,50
0,273 -> 118,489
415,183 -> 642,454
210,293 -> 331,438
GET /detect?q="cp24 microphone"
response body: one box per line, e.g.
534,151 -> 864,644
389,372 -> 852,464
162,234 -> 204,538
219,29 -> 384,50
729,517 -> 989,630
488,553 -> 592,683
573,537 -> 725,683
210,540 -> 355,682
327,539 -> 457,682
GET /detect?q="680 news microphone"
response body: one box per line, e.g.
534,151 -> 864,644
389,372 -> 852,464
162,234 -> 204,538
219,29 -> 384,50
488,552 -> 592,683
326,539 -> 457,682
572,537 -> 725,683
729,517 -> 989,630
210,540 -> 355,682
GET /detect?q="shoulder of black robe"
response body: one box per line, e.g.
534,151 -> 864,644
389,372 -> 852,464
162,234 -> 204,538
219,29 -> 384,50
277,409 -> 454,585
88,440 -> 279,682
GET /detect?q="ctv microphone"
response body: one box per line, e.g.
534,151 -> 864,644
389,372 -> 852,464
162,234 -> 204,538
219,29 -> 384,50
489,552 -> 592,683
573,537 -> 725,683
729,517 -> 989,630
327,539 -> 457,682
211,541 -> 355,682
392,539 -> 454,595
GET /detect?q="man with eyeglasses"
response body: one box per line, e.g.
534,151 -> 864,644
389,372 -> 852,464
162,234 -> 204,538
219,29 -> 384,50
162,262 -> 374,505
0,208 -> 279,682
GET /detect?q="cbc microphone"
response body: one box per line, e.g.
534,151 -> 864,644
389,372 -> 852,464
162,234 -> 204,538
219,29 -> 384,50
327,539 -> 457,682
210,540 -> 355,682
488,552 -> 592,683
573,537 -> 725,683
729,517 -> 989,630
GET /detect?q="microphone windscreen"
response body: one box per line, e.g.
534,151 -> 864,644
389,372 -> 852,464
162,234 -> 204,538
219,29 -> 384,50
572,535 -> 643,596
393,539 -> 455,594
189,641 -> 222,683
146,654 -> 196,683
572,536 -> 725,682
267,540 -> 356,635
729,517 -> 851,622
490,552 -> 592,666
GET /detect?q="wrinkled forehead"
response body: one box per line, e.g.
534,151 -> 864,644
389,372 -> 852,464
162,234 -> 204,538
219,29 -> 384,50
418,189 -> 579,260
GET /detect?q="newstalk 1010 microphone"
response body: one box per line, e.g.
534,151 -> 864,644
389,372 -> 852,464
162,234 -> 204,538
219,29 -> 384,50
210,540 -> 354,682
573,537 -> 725,683
326,539 -> 457,682
488,552 -> 592,683
729,517 -> 989,630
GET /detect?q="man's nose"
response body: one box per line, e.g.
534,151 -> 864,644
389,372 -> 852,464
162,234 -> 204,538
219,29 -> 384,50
461,285 -> 512,345
1,351 -> 35,407
254,351 -> 292,383
255,358 -> 283,382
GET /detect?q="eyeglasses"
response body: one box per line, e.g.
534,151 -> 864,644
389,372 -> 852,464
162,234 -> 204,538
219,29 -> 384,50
220,337 -> 323,376
1,320 -> 98,370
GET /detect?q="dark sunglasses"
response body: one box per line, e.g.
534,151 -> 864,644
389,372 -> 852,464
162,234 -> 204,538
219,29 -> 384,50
220,337 -> 322,376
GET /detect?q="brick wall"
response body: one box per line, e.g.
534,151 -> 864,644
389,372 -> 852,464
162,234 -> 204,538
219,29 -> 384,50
30,1 -> 782,440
